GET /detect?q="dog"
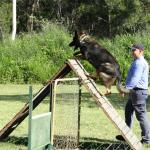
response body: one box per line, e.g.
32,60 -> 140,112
69,30 -> 126,95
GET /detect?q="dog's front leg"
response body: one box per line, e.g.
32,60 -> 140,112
74,51 -> 81,56
73,51 -> 86,60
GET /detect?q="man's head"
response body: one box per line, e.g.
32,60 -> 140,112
130,44 -> 144,58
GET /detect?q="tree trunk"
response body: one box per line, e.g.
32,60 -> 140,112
12,0 -> 16,40
27,0 -> 39,32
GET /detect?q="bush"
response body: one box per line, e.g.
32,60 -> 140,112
0,23 -> 72,83
99,32 -> 150,82
0,23 -> 149,84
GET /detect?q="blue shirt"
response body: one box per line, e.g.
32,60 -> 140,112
126,56 -> 149,90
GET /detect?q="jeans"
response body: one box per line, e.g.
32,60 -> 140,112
125,89 -> 150,143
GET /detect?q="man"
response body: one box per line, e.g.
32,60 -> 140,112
116,44 -> 150,144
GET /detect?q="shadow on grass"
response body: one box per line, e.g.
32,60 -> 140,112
0,95 -> 28,101
0,136 -> 131,149
0,94 -> 50,103
81,92 -> 150,111
0,136 -> 28,146
1,92 -> 150,112
80,137 -> 130,150
53,135 -> 130,150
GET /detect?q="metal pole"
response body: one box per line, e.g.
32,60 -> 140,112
28,86 -> 33,150
12,0 -> 16,40
77,80 -> 81,148
51,81 -> 56,145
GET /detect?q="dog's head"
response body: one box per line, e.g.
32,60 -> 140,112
69,30 -> 90,50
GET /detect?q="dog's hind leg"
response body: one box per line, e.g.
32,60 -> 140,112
74,52 -> 86,60
104,77 -> 116,95
99,72 -> 116,95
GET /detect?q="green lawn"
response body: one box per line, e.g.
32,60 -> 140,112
0,84 -> 150,150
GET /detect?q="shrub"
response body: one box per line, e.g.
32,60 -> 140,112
0,23 -> 149,84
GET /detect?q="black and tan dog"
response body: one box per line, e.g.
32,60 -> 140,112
69,30 -> 126,95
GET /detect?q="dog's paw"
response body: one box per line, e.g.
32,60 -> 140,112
104,92 -> 112,96
119,92 -> 125,97
87,75 -> 97,80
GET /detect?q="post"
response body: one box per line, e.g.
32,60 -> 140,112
77,80 -> 81,147
50,80 -> 57,145
12,0 -> 17,40
49,83 -> 53,145
49,83 -> 53,112
28,86 -> 33,150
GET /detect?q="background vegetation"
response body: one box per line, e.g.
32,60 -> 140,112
0,23 -> 150,84
0,0 -> 149,37
0,0 -> 149,84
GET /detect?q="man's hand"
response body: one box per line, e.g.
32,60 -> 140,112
119,92 -> 125,97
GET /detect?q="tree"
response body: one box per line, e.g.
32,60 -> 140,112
0,1 -> 12,37
0,0 -> 150,37
12,0 -> 16,40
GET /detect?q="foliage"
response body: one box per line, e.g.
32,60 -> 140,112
0,23 -> 72,83
0,23 -> 149,84
0,0 -> 150,37
99,31 -> 150,82
0,1 -> 12,39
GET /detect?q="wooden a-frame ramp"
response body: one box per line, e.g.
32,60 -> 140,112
0,59 -> 142,150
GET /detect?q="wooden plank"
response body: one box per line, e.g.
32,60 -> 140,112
115,117 -> 125,127
118,122 -> 127,130
84,82 -> 104,98
125,131 -> 136,145
133,141 -> 142,150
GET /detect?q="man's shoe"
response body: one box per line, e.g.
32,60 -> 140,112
141,139 -> 150,145
116,135 -> 125,141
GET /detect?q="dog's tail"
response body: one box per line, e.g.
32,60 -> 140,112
116,75 -> 130,94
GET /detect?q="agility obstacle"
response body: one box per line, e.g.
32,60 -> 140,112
51,78 -> 81,149
0,59 -> 142,150
67,59 -> 142,150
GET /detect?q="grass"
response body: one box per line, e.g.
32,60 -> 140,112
0,84 -> 150,149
